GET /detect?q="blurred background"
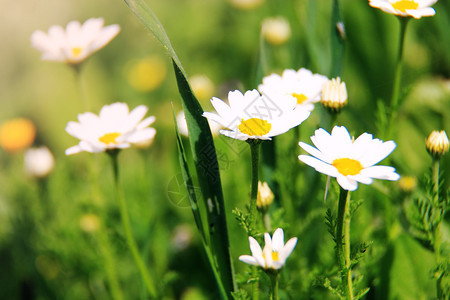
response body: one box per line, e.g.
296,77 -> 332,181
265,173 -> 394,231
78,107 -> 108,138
0,0 -> 449,299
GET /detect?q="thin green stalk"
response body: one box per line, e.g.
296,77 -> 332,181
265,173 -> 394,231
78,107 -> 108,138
249,140 -> 262,232
387,17 -> 409,139
335,188 -> 353,299
269,272 -> 279,300
71,63 -> 89,110
432,159 -> 443,298
263,212 -> 272,232
108,151 -> 157,298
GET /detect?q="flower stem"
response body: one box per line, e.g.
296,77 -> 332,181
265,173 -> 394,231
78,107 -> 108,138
387,17 -> 409,139
335,188 -> 353,299
432,159 -> 444,298
249,140 -> 262,233
108,150 -> 157,298
269,272 -> 279,300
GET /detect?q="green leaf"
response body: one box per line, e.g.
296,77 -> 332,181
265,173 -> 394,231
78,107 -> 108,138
330,0 -> 345,77
124,1 -> 235,297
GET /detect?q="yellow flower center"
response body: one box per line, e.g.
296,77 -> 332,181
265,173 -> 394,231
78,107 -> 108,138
99,132 -> 121,145
392,0 -> 418,12
71,47 -> 82,57
292,93 -> 308,104
263,251 -> 279,262
332,158 -> 363,176
238,118 -> 271,136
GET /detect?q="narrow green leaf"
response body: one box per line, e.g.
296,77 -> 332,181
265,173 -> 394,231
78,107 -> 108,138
330,0 -> 345,77
124,0 -> 236,297
172,106 -> 206,244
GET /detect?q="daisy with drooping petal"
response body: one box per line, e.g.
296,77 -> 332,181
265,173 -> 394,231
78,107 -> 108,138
368,0 -> 437,19
298,126 -> 400,191
258,68 -> 328,112
239,228 -> 297,270
203,89 -> 310,141
31,18 -> 120,64
65,102 -> 156,155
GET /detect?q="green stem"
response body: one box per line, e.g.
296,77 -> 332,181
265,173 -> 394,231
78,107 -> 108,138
109,151 -> 157,298
336,188 -> 353,299
387,17 -> 409,139
249,140 -> 262,233
263,212 -> 272,232
269,272 -> 279,300
432,159 -> 443,299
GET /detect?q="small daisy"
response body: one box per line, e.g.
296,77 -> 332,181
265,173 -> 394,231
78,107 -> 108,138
31,18 -> 120,64
298,126 -> 400,191
258,68 -> 328,112
203,89 -> 310,141
239,228 -> 297,270
65,102 -> 156,155
368,0 -> 437,19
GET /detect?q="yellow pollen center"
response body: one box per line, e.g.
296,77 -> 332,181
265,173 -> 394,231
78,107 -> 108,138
238,118 -> 271,136
292,93 -> 308,104
332,158 -> 363,176
392,0 -> 418,12
99,132 -> 121,145
71,47 -> 82,57
263,251 -> 279,262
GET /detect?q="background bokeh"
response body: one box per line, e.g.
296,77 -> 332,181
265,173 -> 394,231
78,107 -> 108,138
0,0 -> 449,299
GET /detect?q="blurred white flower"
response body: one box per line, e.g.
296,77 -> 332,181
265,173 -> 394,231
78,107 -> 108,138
299,126 -> 400,191
262,17 -> 291,46
24,146 -> 55,178
259,68 -> 328,112
65,102 -> 156,155
31,18 -> 120,64
177,111 -> 221,138
203,89 -> 310,141
368,0 -> 437,19
239,228 -> 297,270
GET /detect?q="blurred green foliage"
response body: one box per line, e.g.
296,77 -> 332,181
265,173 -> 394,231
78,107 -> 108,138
0,0 -> 449,299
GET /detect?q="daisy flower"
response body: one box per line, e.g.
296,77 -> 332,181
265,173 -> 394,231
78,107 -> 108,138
298,126 -> 400,191
258,68 -> 328,112
65,102 -> 156,155
203,89 -> 310,141
368,0 -> 437,19
31,18 -> 120,64
239,228 -> 297,270
426,130 -> 449,158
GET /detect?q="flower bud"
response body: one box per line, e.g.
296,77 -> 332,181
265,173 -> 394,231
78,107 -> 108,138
321,77 -> 348,113
257,181 -> 274,210
426,130 -> 449,158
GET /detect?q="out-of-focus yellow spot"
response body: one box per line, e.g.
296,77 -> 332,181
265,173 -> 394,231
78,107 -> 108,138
99,132 -> 120,145
79,213 -> 101,233
238,118 -> 271,136
0,118 -> 36,153
262,17 -> 291,46
392,0 -> 418,12
190,75 -> 215,101
229,0 -> 264,10
398,176 -> 417,193
127,56 -> 167,92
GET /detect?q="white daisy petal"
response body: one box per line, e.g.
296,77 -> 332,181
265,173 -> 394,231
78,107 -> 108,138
337,175 -> 358,191
239,255 -> 259,266
298,155 -> 339,178
360,166 -> 400,181
369,0 -> 437,19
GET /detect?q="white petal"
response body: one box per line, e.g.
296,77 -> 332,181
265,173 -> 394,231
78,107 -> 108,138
360,140 -> 396,167
298,142 -> 330,164
279,237 -> 298,262
336,175 -> 358,191
271,228 -> 285,251
137,116 -> 156,130
360,165 -> 400,181
239,255 -> 259,267
249,237 -> 265,267
219,129 -> 250,141
298,155 -> 339,178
